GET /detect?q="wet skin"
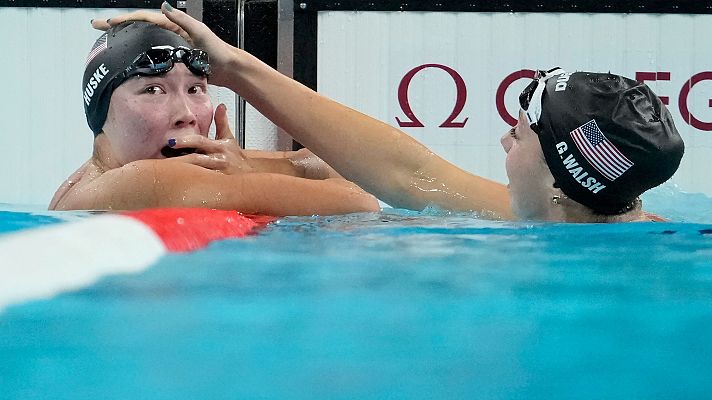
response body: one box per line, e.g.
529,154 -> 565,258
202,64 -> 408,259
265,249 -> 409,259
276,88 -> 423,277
500,111 -> 558,221
100,64 -> 213,167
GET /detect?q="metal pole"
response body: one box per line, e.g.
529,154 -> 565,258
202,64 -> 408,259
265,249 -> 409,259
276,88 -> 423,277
277,0 -> 294,78
276,0 -> 295,150
184,0 -> 204,22
236,0 -> 246,148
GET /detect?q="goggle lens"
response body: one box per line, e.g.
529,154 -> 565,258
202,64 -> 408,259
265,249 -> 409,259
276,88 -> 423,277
124,46 -> 211,78
143,48 -> 174,73
186,50 -> 211,75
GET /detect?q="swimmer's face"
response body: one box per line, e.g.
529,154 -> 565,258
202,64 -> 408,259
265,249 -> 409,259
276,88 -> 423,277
101,63 -> 212,165
500,111 -> 557,220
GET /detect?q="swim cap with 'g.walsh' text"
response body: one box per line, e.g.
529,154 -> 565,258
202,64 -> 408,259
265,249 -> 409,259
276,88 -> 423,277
534,71 -> 684,214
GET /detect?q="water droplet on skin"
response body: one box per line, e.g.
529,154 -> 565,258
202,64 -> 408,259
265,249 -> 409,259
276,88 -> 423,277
409,170 -> 467,200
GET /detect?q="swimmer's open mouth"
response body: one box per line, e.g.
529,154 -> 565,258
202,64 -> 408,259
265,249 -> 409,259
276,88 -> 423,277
161,146 -> 200,158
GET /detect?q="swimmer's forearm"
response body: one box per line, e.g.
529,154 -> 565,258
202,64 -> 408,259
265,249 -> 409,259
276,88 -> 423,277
56,161 -> 379,215
222,48 -> 436,209
241,150 -> 289,159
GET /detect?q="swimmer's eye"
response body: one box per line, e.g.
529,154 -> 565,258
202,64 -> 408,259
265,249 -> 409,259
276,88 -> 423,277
144,85 -> 165,95
188,84 -> 207,95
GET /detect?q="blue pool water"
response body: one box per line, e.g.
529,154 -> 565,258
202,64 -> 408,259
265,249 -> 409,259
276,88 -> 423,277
1,188 -> 712,399
0,210 -> 63,234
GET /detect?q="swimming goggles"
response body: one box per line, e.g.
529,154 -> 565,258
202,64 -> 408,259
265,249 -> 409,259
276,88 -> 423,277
518,67 -> 566,131
121,45 -> 211,79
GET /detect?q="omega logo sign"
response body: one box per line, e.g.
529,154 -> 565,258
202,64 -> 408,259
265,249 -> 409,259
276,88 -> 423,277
397,64 -> 712,131
396,64 -> 469,128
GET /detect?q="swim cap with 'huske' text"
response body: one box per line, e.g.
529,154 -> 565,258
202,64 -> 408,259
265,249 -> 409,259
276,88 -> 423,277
82,21 -> 192,135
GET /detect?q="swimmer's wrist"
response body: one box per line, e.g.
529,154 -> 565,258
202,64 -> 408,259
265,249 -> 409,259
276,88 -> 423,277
230,47 -> 250,71
209,47 -> 244,86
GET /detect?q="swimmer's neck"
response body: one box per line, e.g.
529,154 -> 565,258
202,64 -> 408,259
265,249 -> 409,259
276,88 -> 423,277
91,133 -> 124,172
559,199 -> 649,223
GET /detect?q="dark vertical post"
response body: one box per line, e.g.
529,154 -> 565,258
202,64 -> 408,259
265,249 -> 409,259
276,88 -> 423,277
203,0 -> 239,46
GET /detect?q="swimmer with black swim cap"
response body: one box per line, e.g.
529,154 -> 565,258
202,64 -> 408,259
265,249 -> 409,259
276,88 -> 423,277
50,18 -> 380,214
503,67 -> 684,221
83,20 -> 211,158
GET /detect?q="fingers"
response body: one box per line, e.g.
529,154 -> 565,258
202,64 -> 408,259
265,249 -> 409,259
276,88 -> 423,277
91,9 -> 192,43
110,10 -> 168,27
91,3 -> 218,51
170,153 -> 228,170
214,103 -> 236,140
91,19 -> 111,31
161,2 -> 208,39
169,135 -> 225,154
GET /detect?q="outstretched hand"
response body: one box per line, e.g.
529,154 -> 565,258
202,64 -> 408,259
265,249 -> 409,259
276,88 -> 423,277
92,2 -> 237,86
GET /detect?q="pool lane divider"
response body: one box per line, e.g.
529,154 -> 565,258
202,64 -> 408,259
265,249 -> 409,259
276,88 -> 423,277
0,208 -> 275,311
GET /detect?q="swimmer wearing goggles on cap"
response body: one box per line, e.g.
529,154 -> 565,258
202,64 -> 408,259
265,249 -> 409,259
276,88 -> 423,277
93,5 -> 684,222
50,21 -> 379,215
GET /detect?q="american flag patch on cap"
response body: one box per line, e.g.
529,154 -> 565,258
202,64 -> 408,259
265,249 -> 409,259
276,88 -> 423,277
569,119 -> 634,181
85,34 -> 108,67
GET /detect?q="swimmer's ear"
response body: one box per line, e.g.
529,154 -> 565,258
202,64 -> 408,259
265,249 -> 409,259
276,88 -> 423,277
214,104 -> 235,141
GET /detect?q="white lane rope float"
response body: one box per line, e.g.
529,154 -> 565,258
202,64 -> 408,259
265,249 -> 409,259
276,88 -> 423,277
0,208 -> 275,311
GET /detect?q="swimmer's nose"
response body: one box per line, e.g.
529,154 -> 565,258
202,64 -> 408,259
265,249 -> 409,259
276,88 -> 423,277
500,130 -> 512,153
171,95 -> 198,129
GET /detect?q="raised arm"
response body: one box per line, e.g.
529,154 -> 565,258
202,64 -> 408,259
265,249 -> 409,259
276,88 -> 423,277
54,160 -> 379,216
205,21 -> 511,216
95,4 -> 512,219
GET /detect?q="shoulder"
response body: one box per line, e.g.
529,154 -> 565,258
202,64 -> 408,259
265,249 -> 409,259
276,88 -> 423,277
49,161 -> 95,210
54,160 -> 223,210
54,159 -> 379,215
643,211 -> 668,222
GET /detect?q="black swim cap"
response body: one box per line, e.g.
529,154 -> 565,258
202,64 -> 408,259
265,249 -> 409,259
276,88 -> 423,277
82,21 -> 192,135
521,69 -> 685,215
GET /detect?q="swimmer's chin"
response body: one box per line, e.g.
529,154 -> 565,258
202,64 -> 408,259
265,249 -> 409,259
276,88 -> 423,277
160,146 -> 201,158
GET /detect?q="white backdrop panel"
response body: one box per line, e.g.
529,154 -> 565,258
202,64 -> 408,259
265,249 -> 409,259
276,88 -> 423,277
0,7 -> 237,206
317,11 -> 712,196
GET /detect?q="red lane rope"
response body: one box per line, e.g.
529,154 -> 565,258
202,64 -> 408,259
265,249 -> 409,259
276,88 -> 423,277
123,208 -> 276,253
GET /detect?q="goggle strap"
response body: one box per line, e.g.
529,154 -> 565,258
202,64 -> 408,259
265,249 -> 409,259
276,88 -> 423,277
526,68 -> 567,126
122,46 -> 209,79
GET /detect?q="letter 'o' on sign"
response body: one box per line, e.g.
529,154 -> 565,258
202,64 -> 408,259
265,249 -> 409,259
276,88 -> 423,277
496,69 -> 536,127
396,64 -> 469,128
